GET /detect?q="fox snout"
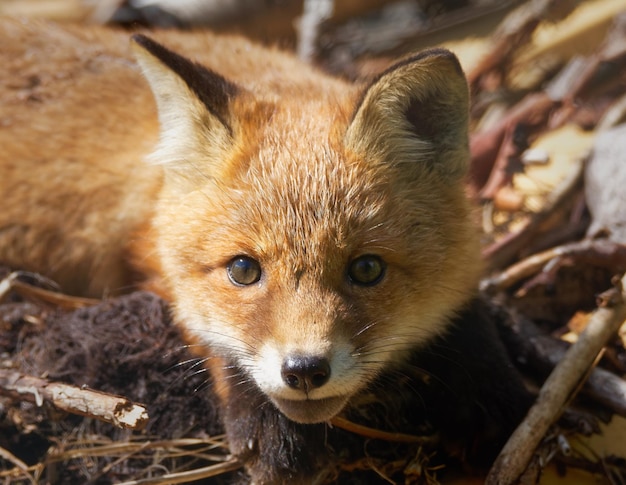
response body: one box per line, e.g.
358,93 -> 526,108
251,322 -> 359,423
267,350 -> 352,423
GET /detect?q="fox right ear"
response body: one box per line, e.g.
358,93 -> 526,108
345,49 -> 469,181
131,35 -> 239,175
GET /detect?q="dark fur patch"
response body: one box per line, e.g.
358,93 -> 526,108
401,297 -> 533,465
219,364 -> 332,483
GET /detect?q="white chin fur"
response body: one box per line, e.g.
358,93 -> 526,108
272,395 -> 350,424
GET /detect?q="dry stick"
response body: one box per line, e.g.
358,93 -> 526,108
0,369 -> 149,430
10,278 -> 100,309
331,416 -> 433,444
0,270 -> 99,309
116,458 -> 242,485
0,446 -> 37,485
481,238 -> 626,294
46,438 -> 227,462
485,274 -> 626,485
492,301 -> 626,418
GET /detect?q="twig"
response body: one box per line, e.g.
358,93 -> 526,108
0,445 -> 37,485
486,274 -> 626,485
481,238 -> 626,294
10,278 -> 99,309
0,369 -> 148,430
330,416 -> 433,444
477,123 -> 526,201
45,438 -> 227,462
116,458 -> 242,485
496,305 -> 626,417
0,270 -> 99,309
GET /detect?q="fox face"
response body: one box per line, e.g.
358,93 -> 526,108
132,36 -> 481,424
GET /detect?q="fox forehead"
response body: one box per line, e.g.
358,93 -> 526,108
196,143 -> 396,268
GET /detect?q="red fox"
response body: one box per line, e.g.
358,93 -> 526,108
0,18 -> 529,483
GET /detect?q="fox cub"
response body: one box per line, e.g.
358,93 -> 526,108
0,18 -> 529,483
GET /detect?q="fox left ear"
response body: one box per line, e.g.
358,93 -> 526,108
345,49 -> 469,181
131,34 -> 239,174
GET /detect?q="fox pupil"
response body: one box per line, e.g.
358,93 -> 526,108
348,255 -> 385,286
227,256 -> 262,286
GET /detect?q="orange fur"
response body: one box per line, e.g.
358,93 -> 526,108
0,16 -> 481,439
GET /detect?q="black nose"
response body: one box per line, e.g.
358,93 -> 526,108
281,355 -> 331,391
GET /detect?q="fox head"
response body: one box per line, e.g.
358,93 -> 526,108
132,35 -> 480,424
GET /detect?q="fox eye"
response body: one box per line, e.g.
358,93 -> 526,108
348,255 -> 385,286
227,256 -> 262,286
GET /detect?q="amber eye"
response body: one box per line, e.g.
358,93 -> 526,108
227,256 -> 262,286
348,255 -> 385,286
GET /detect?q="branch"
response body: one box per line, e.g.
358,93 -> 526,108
0,270 -> 99,309
486,274 -> 626,484
481,238 -> 626,294
330,416 -> 434,444
0,370 -> 148,430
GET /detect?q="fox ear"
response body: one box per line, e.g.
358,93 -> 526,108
131,34 -> 239,172
345,49 -> 469,180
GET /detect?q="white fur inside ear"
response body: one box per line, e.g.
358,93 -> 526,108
131,41 -> 231,169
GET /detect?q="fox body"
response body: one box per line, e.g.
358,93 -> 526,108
0,19 -> 528,482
